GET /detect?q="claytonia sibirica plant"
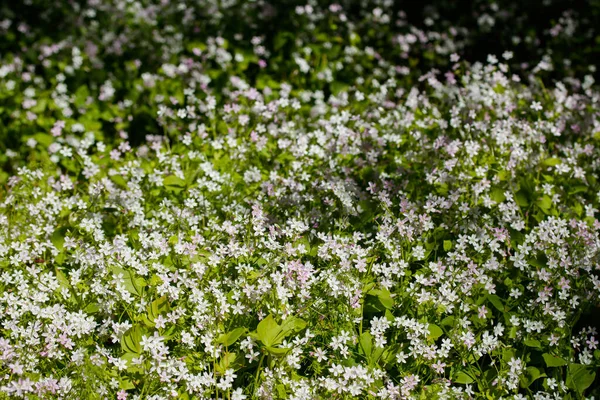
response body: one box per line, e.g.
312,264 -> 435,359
2,0 -> 600,399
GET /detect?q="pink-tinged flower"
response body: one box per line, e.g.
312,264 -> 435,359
478,305 -> 487,319
51,120 -> 65,136
117,390 -> 128,400
431,361 -> 446,374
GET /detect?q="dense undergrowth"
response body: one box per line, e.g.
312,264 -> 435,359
2,1 -> 600,399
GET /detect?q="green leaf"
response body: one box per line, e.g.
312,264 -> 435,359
110,174 -> 128,188
487,294 -> 504,312
33,133 -> 54,147
428,324 -> 443,340
120,352 -> 141,373
119,379 -> 135,390
256,314 -> 305,348
110,266 -> 145,296
443,240 -> 452,251
440,316 -> 455,328
384,309 -> 394,322
490,187 -> 506,203
524,338 -> 542,348
536,195 -> 553,212
370,345 -> 385,366
265,346 -> 291,356
55,267 -> 70,290
217,327 -> 246,347
542,157 -> 561,166
454,371 -> 475,384
359,332 -> 372,357
147,295 -> 169,322
163,175 -> 186,191
515,190 -> 529,207
83,303 -> 100,314
178,391 -> 190,400
567,364 -> 596,394
542,353 -> 568,367
74,85 -> 90,108
273,32 -> 291,51
280,317 -> 307,336
61,158 -> 79,173
368,288 -> 394,309
51,227 -> 69,251
216,352 -> 245,373
276,384 -> 287,398
568,185 -> 588,195
121,326 -> 143,354
256,314 -> 281,347
380,344 -> 400,366
500,349 -> 516,363
520,366 -> 546,388
330,81 -> 349,96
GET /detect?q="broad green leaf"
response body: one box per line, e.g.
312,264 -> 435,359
384,309 -> 394,322
380,344 -> 400,366
216,352 -> 244,373
256,315 -> 305,348
110,266 -> 145,296
51,227 -> 69,251
256,314 -> 281,347
276,384 -> 287,398
515,190 -> 529,207
265,346 -> 291,356
536,195 -> 553,212
330,81 -> 349,96
490,187 -> 506,203
440,316 -> 455,328
147,295 -> 169,322
163,175 -> 186,191
487,294 -> 504,312
567,364 -> 596,394
569,185 -> 588,195
359,331 -> 372,357
520,366 -> 546,388
542,157 -> 561,166
280,316 -> 307,335
368,288 -> 394,309
110,174 -> 128,188
55,267 -> 70,290
524,338 -> 542,348
33,133 -> 54,147
74,85 -> 90,108
542,353 -> 568,367
454,371 -> 475,384
502,348 -> 516,362
119,379 -> 135,390
121,326 -> 142,354
217,327 -> 246,347
428,324 -> 443,340
178,392 -> 190,400
83,303 -> 100,314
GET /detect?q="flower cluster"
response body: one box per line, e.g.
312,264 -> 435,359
2,0 -> 600,399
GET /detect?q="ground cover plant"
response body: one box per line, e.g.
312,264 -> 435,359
2,0 -> 600,399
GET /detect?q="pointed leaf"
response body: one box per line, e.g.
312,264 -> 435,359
567,364 -> 596,394
256,314 -> 281,347
428,324 -> 443,340
543,353 -> 568,367
359,332 -> 372,357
